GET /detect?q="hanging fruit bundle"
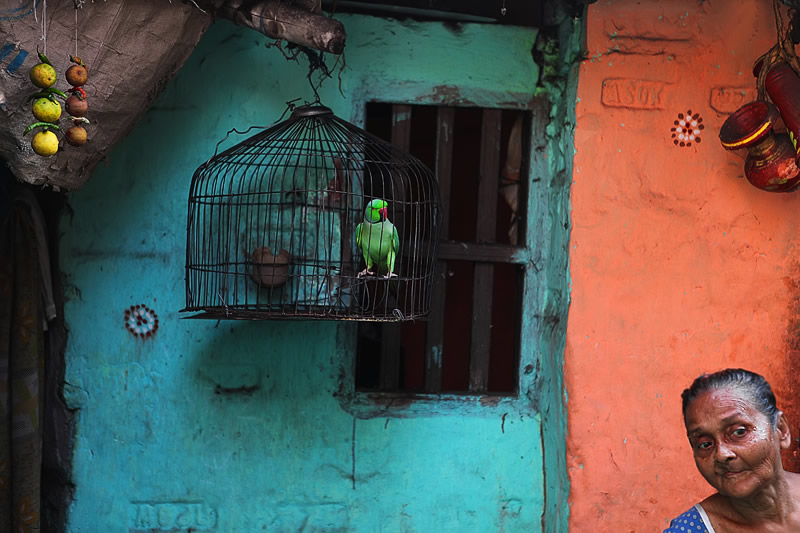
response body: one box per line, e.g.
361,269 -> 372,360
24,52 -> 65,157
65,55 -> 89,147
22,52 -> 90,157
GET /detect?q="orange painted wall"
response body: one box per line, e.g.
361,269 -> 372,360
569,1 -> 800,531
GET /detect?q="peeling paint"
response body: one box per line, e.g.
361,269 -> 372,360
782,262 -> 800,473
420,84 -> 474,106
392,110 -> 411,125
428,345 -> 443,369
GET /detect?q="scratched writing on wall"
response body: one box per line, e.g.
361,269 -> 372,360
601,79 -> 670,110
130,502 -> 217,531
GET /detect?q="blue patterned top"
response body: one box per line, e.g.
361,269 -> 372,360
663,504 -> 715,533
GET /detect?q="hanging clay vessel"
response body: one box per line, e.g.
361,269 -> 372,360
754,60 -> 800,164
719,100 -> 800,192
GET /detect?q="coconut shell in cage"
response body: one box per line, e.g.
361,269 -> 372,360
250,247 -> 290,287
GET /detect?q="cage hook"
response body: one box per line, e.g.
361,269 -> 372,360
277,97 -> 302,122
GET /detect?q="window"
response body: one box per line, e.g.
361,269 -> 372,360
355,103 -> 530,396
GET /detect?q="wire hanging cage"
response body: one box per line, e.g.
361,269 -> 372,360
183,104 -> 441,321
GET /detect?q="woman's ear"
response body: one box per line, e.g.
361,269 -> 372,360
776,411 -> 792,450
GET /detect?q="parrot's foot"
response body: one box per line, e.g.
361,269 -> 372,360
357,268 -> 375,278
384,272 -> 398,279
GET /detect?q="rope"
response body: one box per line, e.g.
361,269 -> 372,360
41,0 -> 47,56
73,0 -> 86,57
755,0 -> 800,101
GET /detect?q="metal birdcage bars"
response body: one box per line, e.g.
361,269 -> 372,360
183,104 -> 440,321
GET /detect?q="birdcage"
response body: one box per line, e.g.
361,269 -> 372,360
183,104 -> 440,321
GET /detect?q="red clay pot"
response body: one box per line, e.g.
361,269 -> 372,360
754,60 -> 800,164
719,100 -> 800,192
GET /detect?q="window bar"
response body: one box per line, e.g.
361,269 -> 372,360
469,109 -> 502,394
424,106 -> 455,393
379,104 -> 412,390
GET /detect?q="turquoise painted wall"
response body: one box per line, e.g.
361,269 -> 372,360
60,14 -> 569,531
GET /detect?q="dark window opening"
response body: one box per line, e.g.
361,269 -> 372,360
356,102 -> 529,395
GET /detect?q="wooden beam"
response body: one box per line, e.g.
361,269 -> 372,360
319,0 -> 544,27
424,106 -> 455,393
469,109 -> 502,393
390,104 -> 412,148
379,104 -> 414,391
211,0 -> 346,54
379,326 -> 401,391
475,109 -> 501,243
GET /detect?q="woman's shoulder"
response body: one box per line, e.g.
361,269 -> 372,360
663,504 -> 712,533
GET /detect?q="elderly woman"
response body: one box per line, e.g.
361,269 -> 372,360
664,368 -> 800,532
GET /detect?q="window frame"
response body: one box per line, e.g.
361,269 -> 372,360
330,19 -> 552,418
336,91 -> 551,419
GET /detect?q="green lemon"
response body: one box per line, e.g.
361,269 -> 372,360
29,63 -> 57,89
32,97 -> 61,123
31,130 -> 59,157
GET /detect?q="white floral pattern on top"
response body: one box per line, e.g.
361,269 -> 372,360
663,504 -> 715,533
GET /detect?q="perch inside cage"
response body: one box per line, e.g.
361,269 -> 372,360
183,104 -> 440,321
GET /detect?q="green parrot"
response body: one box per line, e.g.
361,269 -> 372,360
356,198 -> 399,278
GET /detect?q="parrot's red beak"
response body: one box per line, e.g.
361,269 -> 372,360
379,207 -> 388,220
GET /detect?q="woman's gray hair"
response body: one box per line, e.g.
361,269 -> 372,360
681,368 -> 780,426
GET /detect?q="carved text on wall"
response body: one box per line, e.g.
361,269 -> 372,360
130,502 -> 217,531
601,79 -> 669,110
710,87 -> 759,114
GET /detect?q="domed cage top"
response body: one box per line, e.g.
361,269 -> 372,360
183,104 -> 441,321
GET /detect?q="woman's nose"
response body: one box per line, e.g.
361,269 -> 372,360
715,442 -> 736,461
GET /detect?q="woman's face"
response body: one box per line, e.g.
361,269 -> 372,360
684,387 -> 790,500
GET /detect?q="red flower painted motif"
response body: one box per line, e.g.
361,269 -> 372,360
124,304 -> 159,339
670,109 -> 705,147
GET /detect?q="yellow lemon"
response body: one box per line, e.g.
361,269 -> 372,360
29,63 -> 57,89
31,130 -> 59,157
32,97 -> 61,122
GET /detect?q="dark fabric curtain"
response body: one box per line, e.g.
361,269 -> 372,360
0,187 -> 53,533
